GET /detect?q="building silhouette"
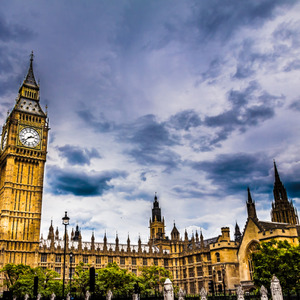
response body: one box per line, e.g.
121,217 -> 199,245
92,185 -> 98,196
0,56 -> 299,293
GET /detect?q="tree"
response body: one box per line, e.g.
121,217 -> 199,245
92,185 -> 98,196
138,265 -> 172,295
0,264 -> 61,297
96,262 -> 137,296
252,239 -> 300,293
72,262 -> 90,297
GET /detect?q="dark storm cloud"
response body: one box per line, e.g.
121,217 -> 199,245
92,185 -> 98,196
285,182 -> 300,198
77,110 -> 115,132
192,0 -> 297,41
189,152 -> 272,194
167,110 -> 202,130
119,115 -> 181,171
203,83 -> 279,148
172,181 -> 209,198
0,13 -> 35,42
289,100 -> 300,111
46,166 -> 127,196
57,144 -> 101,166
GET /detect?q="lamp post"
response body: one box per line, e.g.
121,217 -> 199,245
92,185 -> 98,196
69,252 -> 73,298
62,211 -> 70,299
222,265 -> 226,297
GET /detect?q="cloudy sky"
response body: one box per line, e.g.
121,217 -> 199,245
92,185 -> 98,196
1,0 -> 300,244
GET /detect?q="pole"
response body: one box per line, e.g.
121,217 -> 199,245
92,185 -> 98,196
62,211 -> 70,299
70,252 -> 73,298
63,223 -> 67,298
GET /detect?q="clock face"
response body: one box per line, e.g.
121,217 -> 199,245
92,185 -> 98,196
19,127 -> 40,148
2,130 -> 7,150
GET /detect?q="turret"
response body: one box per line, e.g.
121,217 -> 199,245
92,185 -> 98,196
271,161 -> 299,224
73,225 -> 80,241
127,235 -> 131,253
149,193 -> 166,240
200,230 -> 204,248
103,232 -> 107,252
171,223 -> 180,241
152,193 -> 161,222
115,233 -> 119,252
234,222 -> 242,243
55,227 -> 59,240
91,232 -> 95,251
47,220 -> 54,240
138,236 -> 142,253
246,187 -> 257,219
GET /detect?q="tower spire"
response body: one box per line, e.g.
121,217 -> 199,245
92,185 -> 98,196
246,187 -> 257,220
274,160 -> 281,184
24,51 -> 38,88
271,162 -> 299,224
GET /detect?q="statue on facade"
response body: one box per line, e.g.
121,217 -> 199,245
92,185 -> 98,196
260,285 -> 268,300
164,278 -> 174,300
106,289 -> 113,300
236,285 -> 244,300
271,275 -> 283,300
85,290 -> 90,300
50,292 -> 56,300
177,288 -> 186,300
200,287 -> 207,300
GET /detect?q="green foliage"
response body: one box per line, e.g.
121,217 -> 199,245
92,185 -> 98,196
0,264 -> 61,297
252,239 -> 300,293
72,262 -> 90,296
138,265 -> 172,295
95,262 -> 137,296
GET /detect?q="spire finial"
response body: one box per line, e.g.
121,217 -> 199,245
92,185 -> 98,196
274,160 -> 281,183
247,187 -> 253,203
30,51 -> 34,62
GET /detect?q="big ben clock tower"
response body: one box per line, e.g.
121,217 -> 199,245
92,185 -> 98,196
0,53 -> 49,267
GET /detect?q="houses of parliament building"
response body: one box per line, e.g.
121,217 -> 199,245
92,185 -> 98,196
0,56 -> 299,294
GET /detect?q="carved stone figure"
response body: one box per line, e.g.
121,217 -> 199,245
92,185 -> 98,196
200,287 -> 207,300
236,285 -> 244,300
260,285 -> 268,300
106,289 -> 113,300
85,290 -> 90,300
25,294 -> 29,300
177,288 -> 186,300
271,275 -> 283,300
50,292 -> 56,300
164,278 -> 174,300
132,294 -> 140,300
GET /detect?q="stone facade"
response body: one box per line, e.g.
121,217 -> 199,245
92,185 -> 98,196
0,57 -> 299,295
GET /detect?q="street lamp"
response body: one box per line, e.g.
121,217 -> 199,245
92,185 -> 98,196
222,265 -> 226,297
62,211 -> 70,299
69,252 -> 73,298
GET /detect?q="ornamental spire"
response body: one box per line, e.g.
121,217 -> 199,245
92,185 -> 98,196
274,160 -> 281,184
24,51 -> 38,88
